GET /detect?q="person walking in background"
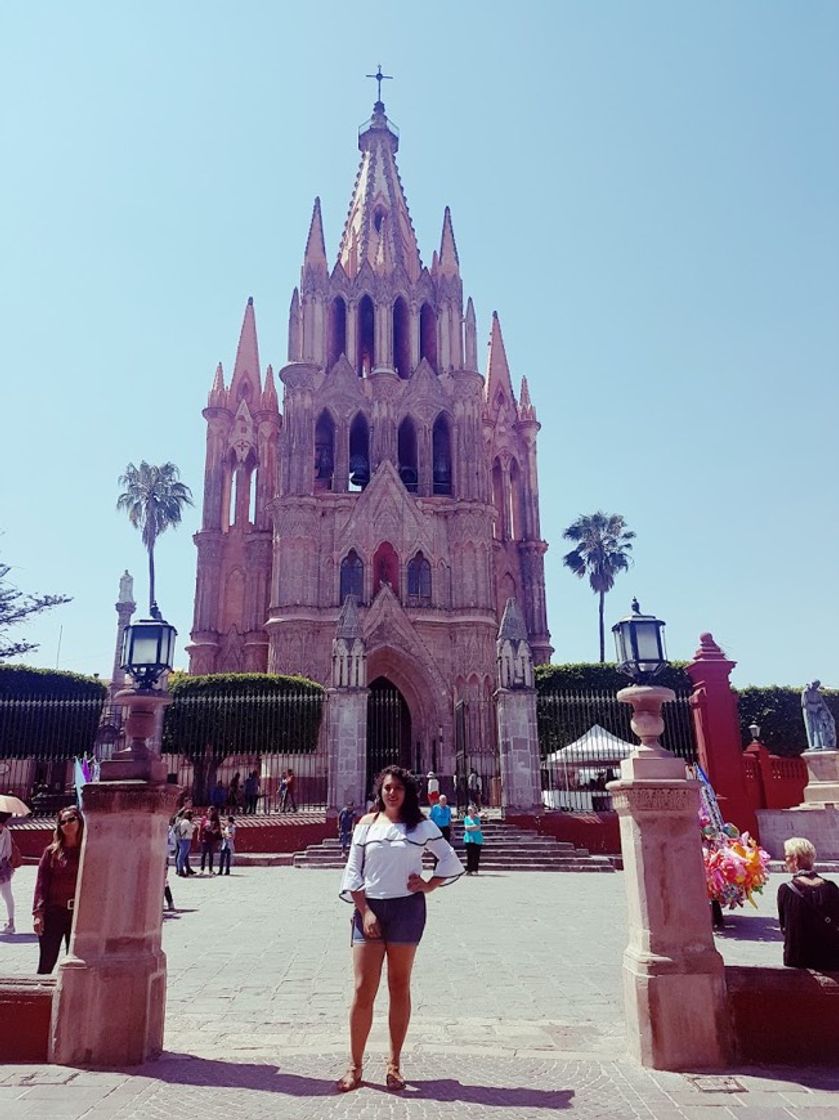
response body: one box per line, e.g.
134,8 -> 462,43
426,771 -> 440,806
467,768 -> 483,811
228,771 -> 242,810
280,768 -> 297,813
244,770 -> 260,814
33,808 -> 84,973
778,837 -> 839,969
199,806 -> 222,874
164,818 -> 178,911
463,803 -> 484,875
429,794 -> 452,843
337,766 -> 463,1093
338,802 -> 356,857
0,812 -> 18,933
219,815 -> 237,875
176,810 -> 196,876
210,780 -> 226,811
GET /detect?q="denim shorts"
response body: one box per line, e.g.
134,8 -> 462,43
351,893 -> 427,946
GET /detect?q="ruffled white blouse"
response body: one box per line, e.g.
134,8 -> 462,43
339,816 -> 464,901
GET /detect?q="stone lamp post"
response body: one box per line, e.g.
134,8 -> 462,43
50,614 -> 181,1067
607,602 -> 730,1070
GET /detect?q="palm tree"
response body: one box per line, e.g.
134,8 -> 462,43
563,511 -> 635,662
117,462 -> 194,616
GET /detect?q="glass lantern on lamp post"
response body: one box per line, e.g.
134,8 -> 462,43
612,599 -> 668,683
121,617 -> 177,691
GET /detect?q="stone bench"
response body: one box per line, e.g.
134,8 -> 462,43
726,965 -> 839,1065
0,977 -> 55,1061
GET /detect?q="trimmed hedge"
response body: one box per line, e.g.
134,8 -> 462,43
535,661 -> 692,695
0,664 -> 107,699
735,685 -> 839,758
161,672 -> 325,760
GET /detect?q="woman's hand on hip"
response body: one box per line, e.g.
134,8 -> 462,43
361,909 -> 381,939
407,873 -> 430,893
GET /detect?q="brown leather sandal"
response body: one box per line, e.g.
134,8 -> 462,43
386,1061 -> 406,1091
336,1064 -> 363,1092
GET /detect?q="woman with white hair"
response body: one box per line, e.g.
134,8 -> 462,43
778,837 -> 839,969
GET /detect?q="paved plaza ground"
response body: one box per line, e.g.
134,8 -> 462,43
1,865 -> 838,1119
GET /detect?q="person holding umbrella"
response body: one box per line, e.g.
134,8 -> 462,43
0,794 -> 30,935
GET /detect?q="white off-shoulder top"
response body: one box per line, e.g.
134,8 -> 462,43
339,815 -> 464,901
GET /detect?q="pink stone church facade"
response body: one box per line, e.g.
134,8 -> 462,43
187,95 -> 552,778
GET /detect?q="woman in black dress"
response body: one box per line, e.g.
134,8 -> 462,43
777,837 -> 839,969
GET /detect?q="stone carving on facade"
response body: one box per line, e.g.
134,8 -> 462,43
496,598 -> 535,690
802,680 -> 837,751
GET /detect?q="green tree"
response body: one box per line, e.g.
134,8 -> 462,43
562,512 -> 635,663
117,462 -> 193,615
0,556 -> 71,660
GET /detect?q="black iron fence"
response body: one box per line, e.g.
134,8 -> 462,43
161,689 -> 326,810
0,694 -> 111,811
453,696 -> 500,811
537,688 -> 697,811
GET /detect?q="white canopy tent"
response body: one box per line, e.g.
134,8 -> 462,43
545,723 -> 635,767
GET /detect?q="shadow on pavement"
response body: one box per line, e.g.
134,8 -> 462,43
715,915 -> 783,943
145,1056 -> 576,1106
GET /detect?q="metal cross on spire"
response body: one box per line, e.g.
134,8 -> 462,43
366,65 -> 393,104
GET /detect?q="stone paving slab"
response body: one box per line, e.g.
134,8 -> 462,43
1,866 -> 838,1119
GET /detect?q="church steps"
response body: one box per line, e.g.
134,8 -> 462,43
291,820 -> 615,872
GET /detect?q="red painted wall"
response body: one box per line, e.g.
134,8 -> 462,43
0,979 -> 54,1061
507,812 -> 621,854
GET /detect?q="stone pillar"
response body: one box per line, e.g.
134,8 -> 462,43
50,688 -> 179,1066
494,598 -> 542,814
326,596 -> 369,814
109,572 -> 136,699
49,781 -> 179,1066
608,685 -> 731,1070
686,632 -> 756,837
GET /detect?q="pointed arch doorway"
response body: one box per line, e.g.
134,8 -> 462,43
366,676 -> 412,798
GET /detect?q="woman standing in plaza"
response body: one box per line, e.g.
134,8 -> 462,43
33,807 -> 84,973
199,806 -> 222,874
0,812 -> 18,933
463,803 -> 484,875
337,765 -> 463,1093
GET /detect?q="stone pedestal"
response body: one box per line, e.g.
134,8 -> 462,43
756,751 -> 839,859
49,780 -> 179,1066
101,689 -> 171,783
802,750 -> 839,805
608,685 -> 731,1070
326,687 -> 369,814
495,689 -> 542,814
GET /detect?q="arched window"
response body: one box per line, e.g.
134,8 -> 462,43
420,303 -> 437,372
348,413 -> 370,490
373,542 -> 400,598
407,551 -> 432,606
328,297 -> 347,369
357,294 -> 375,376
397,416 -> 418,493
509,458 -> 524,539
314,410 -> 335,490
491,458 -> 504,539
340,550 -> 364,603
393,297 -> 411,379
432,414 -> 452,496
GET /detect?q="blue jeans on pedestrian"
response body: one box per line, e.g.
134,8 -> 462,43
176,838 -> 192,875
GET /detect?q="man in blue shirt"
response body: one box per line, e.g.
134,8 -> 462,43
429,794 -> 452,842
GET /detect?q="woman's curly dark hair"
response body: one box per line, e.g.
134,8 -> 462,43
372,766 -> 425,831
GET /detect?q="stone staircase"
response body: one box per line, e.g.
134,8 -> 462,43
292,819 -> 615,872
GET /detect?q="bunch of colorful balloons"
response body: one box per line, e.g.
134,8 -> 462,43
700,808 -> 771,910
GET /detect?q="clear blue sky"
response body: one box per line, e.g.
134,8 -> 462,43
1,2 -> 837,687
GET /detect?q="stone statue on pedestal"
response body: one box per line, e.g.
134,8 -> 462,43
118,570 -> 135,604
801,680 -> 836,751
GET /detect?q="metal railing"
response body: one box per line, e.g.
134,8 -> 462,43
537,688 -> 697,812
